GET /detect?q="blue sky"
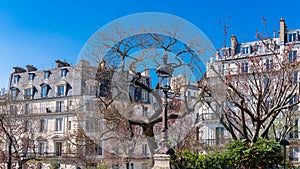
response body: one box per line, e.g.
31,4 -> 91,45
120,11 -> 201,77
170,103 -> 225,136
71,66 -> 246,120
1,0 -> 300,88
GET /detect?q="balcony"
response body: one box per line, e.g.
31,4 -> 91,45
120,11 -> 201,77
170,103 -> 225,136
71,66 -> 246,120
196,113 -> 221,124
200,139 -> 231,150
21,152 -> 79,159
17,106 -> 73,117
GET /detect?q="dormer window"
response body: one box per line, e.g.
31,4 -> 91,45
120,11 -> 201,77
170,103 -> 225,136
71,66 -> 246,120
28,73 -> 35,81
11,87 -> 19,100
24,88 -> 32,99
23,85 -> 35,99
44,71 -> 51,79
40,84 -> 50,98
13,75 -> 20,84
220,48 -> 231,58
242,46 -> 250,54
55,80 -> 70,97
288,32 -> 298,43
57,85 -> 65,96
96,80 -> 111,97
61,68 -> 68,77
250,45 -> 259,53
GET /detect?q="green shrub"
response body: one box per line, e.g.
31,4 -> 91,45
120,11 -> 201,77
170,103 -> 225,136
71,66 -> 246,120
171,138 -> 282,169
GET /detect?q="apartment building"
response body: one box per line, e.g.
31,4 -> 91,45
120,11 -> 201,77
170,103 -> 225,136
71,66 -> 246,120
1,59 -> 153,169
197,18 -> 300,165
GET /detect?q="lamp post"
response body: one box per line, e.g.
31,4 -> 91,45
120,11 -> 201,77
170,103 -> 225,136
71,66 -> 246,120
152,52 -> 173,169
280,138 -> 290,169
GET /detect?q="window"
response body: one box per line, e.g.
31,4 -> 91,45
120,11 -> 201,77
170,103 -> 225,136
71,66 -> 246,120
89,85 -> 96,95
220,48 -> 231,58
97,80 -> 111,97
10,105 -> 18,114
24,104 -> 31,114
219,64 -> 227,75
13,75 -> 20,84
38,142 -> 45,155
290,95 -> 297,105
266,59 -> 273,71
11,88 -> 19,100
24,120 -> 29,132
86,101 -> 97,111
288,32 -> 298,42
188,91 -> 191,97
134,88 -> 142,101
61,68 -> 68,77
57,85 -> 65,96
66,142 -> 71,154
24,88 -> 32,99
68,121 -> 71,130
55,142 -> 62,156
142,163 -> 148,169
142,91 -> 148,101
28,73 -> 35,81
129,89 -> 134,99
291,147 -> 300,162
95,142 -> 103,156
86,119 -> 100,132
290,119 -> 299,139
242,46 -> 249,54
143,107 -> 148,117
40,119 -> 46,132
288,50 -> 297,62
56,101 -> 64,112
216,127 -> 225,145
290,72 -> 298,85
250,45 -> 259,53
241,62 -> 249,73
142,144 -> 148,155
86,140 -> 103,156
55,118 -> 63,131
41,85 -> 49,98
44,71 -> 50,79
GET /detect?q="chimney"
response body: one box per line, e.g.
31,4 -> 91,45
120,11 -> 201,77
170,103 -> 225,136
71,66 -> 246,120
26,65 -> 37,72
80,60 -> 90,67
55,60 -> 70,68
13,67 -> 26,73
230,34 -> 238,55
279,18 -> 286,43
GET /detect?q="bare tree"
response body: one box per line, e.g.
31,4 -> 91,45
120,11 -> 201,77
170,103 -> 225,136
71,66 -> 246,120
0,93 -> 42,169
77,19 -> 214,167
199,29 -> 300,143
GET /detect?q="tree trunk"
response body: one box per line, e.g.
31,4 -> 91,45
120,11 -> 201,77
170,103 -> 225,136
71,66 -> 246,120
7,141 -> 12,169
145,127 -> 157,167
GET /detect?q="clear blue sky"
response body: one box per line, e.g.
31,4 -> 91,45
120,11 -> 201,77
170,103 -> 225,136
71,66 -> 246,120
1,0 -> 300,89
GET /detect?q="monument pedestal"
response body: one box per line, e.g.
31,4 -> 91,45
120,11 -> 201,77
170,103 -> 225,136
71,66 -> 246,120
152,154 -> 170,169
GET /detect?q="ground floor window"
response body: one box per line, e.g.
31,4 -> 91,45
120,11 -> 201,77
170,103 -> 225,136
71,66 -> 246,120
55,142 -> 62,156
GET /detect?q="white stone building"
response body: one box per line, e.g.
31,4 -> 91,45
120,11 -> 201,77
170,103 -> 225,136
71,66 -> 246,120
197,18 -> 300,166
0,60 -> 153,169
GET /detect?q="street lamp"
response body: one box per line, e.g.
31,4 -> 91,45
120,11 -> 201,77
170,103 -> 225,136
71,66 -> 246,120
155,53 -> 173,154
